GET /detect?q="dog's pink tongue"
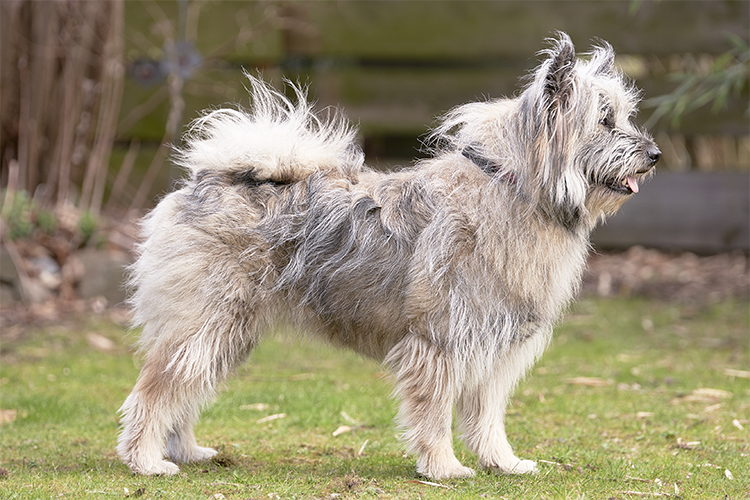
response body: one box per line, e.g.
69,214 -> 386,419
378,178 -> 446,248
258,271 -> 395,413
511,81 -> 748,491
626,176 -> 639,193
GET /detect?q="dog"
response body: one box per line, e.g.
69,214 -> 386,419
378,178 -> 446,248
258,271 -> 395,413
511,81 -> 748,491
117,32 -> 659,480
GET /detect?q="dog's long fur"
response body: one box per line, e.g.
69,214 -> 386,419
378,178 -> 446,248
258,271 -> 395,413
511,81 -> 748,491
118,33 -> 660,479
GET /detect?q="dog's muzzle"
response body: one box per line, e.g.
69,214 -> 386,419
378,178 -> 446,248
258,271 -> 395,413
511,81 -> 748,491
647,146 -> 661,167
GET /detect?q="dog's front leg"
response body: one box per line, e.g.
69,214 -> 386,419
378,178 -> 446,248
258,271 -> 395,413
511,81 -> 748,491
457,331 -> 550,475
386,335 -> 475,480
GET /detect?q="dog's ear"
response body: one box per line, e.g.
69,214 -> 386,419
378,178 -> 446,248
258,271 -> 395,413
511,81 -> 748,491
590,40 -> 616,76
527,33 -> 588,230
543,33 -> 576,111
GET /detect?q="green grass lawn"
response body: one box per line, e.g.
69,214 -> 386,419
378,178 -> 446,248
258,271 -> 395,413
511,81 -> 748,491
1,297 -> 748,499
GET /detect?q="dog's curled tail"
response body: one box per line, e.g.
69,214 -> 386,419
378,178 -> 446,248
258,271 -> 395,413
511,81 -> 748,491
174,74 -> 363,183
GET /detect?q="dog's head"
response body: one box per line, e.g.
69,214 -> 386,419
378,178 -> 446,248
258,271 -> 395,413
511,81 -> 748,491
521,32 -> 660,229
430,32 -> 659,231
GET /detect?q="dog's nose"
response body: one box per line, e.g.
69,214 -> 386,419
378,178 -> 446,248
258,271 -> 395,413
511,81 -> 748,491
647,147 -> 661,166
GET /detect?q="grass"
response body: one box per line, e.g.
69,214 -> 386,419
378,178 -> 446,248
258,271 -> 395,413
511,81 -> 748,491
0,297 -> 748,499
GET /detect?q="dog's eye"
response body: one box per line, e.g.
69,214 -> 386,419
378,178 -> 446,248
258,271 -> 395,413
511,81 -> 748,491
600,114 -> 615,130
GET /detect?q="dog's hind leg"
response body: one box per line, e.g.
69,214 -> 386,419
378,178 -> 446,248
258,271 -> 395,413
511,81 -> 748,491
164,404 -> 219,464
386,335 -> 475,480
118,316 -> 258,475
117,346 -> 186,476
456,331 -> 549,475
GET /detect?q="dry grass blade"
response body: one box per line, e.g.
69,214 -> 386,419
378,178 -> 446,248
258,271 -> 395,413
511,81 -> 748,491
256,413 -> 286,424
357,439 -> 369,457
617,491 -> 671,497
406,480 -> 451,489
563,377 -> 609,387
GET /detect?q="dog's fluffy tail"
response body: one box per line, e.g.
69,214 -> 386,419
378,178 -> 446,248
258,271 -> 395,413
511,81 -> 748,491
174,74 -> 364,183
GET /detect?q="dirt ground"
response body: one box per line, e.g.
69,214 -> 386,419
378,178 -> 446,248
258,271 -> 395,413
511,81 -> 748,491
582,246 -> 749,306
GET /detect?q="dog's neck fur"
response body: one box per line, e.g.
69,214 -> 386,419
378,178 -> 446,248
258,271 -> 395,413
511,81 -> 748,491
461,146 -> 517,186
461,146 -> 589,234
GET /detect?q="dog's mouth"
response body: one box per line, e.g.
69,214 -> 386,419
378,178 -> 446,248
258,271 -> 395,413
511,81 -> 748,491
601,167 -> 654,195
605,175 -> 641,195
597,145 -> 660,195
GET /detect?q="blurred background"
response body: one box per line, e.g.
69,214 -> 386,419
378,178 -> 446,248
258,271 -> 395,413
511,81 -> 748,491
0,0 -> 748,311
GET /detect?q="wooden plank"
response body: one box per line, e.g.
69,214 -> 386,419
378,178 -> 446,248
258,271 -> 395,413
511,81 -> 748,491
123,1 -> 283,64
289,0 -> 748,60
308,66 -> 523,134
298,65 -> 748,137
592,172 -> 749,253
122,1 -> 748,63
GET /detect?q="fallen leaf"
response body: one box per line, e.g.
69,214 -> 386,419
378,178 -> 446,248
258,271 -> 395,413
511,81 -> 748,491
332,425 -> 352,437
676,443 -> 699,450
723,368 -> 750,379
691,388 -> 732,399
675,437 -> 700,450
635,412 -> 654,419
256,413 -> 286,424
697,462 -> 720,469
671,388 -> 732,404
703,403 -> 722,412
732,419 -> 744,430
0,409 -> 17,425
86,333 -> 116,352
725,469 -> 734,480
563,377 -> 609,387
240,403 -> 271,411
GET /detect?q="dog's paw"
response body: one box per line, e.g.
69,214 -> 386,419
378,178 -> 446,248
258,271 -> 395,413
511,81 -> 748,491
487,458 -> 538,475
130,459 -> 180,476
447,464 -> 477,479
510,459 -> 538,474
166,443 -> 219,463
188,445 -> 219,462
417,456 -> 476,480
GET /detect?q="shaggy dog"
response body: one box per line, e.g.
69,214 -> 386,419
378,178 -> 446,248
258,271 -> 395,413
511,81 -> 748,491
118,32 -> 659,479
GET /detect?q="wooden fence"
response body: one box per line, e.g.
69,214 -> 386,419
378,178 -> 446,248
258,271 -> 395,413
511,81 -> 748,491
11,0 -> 747,253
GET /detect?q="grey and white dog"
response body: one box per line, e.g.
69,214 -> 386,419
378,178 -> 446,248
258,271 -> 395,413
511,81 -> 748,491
117,33 -> 659,480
